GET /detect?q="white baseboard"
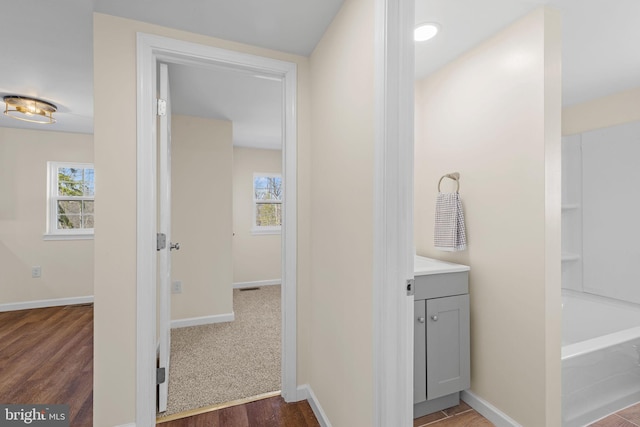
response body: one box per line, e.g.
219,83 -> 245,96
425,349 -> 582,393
461,390 -> 521,427
0,296 -> 94,312
297,384 -> 332,427
170,312 -> 235,329
115,423 -> 136,427
233,279 -> 281,289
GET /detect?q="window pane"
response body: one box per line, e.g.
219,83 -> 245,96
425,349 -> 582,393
58,200 -> 81,215
58,214 -> 82,229
57,200 -> 94,230
256,203 -> 282,227
254,176 -> 282,201
57,167 -> 95,197
58,167 -> 84,196
84,169 -> 95,196
83,201 -> 94,214
83,215 -> 94,228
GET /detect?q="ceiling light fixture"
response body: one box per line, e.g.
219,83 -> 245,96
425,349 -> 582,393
3,96 -> 57,124
414,23 -> 440,42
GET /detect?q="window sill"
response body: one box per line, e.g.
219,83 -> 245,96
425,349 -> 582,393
251,228 -> 281,236
43,233 -> 94,241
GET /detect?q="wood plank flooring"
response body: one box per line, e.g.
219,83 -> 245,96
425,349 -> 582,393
158,395 -> 320,427
0,305 -> 93,427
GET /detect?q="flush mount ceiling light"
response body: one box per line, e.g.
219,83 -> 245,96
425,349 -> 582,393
414,23 -> 440,42
3,96 -> 57,124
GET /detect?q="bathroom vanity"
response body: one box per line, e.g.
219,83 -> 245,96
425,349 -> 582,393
413,255 -> 470,418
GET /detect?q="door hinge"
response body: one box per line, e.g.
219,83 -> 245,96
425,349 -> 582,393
406,278 -> 415,296
157,99 -> 167,116
157,367 -> 166,385
157,233 -> 167,251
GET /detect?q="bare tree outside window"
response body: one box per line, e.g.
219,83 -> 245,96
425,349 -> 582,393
254,175 -> 282,229
56,166 -> 95,230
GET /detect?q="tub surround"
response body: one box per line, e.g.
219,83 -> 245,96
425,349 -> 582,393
562,290 -> 640,427
561,120 -> 640,426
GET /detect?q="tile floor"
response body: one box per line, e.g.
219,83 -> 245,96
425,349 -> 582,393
589,402 -> 640,427
413,401 -> 493,427
413,400 -> 640,427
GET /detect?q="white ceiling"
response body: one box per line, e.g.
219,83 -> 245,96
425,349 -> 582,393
0,0 -> 638,140
415,0 -> 640,106
168,63 -> 283,150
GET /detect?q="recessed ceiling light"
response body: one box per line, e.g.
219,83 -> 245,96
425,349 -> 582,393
414,23 -> 440,42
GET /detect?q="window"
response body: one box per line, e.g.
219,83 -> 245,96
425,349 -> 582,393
45,162 -> 95,239
253,173 -> 282,234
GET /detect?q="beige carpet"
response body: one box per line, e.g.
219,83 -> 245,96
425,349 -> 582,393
162,286 -> 281,416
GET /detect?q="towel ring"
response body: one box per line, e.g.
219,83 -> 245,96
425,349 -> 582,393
438,172 -> 460,193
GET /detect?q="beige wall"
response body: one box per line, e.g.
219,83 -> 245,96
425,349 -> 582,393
232,147 -> 282,284
0,127 -> 94,305
171,115 -> 233,320
563,86 -> 640,135
308,0 -> 375,424
414,8 -> 561,426
93,13 -> 312,426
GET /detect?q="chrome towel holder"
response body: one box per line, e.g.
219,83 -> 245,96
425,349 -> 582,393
438,172 -> 460,193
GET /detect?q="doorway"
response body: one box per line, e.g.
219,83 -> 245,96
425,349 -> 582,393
159,61 -> 285,416
136,33 -> 298,426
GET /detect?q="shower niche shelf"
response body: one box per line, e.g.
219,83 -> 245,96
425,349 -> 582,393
562,204 -> 580,211
562,253 -> 581,263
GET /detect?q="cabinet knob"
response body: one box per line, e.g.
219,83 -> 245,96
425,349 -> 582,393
431,315 -> 438,322
417,316 -> 425,324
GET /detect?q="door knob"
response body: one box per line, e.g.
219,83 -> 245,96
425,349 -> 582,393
431,315 -> 438,322
417,316 -> 425,324
170,242 -> 180,251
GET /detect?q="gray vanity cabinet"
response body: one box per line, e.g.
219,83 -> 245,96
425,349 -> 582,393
413,269 -> 470,418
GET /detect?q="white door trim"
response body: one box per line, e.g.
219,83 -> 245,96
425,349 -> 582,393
157,62 -> 172,413
136,33 -> 298,427
373,0 -> 415,426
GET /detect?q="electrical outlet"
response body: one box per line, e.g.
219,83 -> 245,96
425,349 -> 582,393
31,266 -> 41,278
171,281 -> 182,294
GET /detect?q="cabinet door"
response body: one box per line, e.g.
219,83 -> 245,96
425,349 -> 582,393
426,294 -> 470,400
414,300 -> 426,403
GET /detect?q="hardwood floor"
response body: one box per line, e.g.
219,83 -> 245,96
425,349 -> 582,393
0,305 -> 93,427
158,395 -> 320,427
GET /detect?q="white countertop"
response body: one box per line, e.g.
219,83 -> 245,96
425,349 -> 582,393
414,255 -> 470,276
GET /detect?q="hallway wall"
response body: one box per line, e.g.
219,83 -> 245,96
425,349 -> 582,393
93,13 -> 312,426
308,0 -> 376,424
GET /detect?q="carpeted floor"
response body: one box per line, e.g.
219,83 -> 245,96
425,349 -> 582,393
161,286 -> 281,416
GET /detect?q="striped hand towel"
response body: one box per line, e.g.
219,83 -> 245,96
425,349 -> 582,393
434,192 -> 467,251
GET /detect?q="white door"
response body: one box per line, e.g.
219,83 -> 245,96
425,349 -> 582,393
157,62 -> 173,413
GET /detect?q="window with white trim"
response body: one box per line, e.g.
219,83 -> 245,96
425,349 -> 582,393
46,162 -> 95,239
253,173 -> 282,234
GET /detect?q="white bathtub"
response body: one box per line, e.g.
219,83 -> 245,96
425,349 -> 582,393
562,290 -> 640,427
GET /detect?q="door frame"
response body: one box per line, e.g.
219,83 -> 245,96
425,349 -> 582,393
373,0 -> 415,425
135,33 -> 298,426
